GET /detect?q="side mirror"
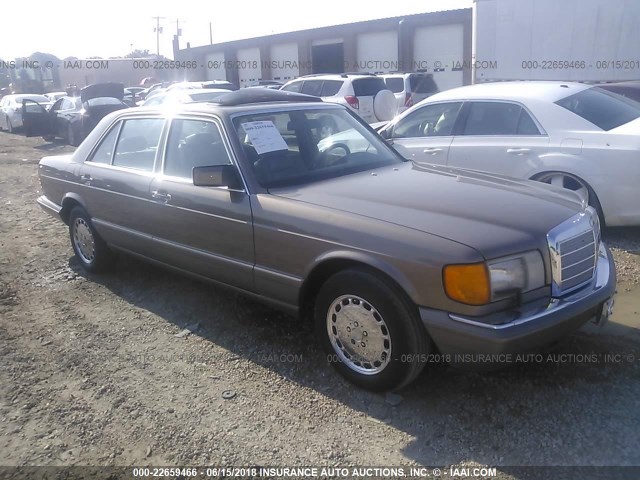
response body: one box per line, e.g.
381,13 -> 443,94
193,165 -> 242,189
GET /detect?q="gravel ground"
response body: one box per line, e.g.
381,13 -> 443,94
0,133 -> 639,480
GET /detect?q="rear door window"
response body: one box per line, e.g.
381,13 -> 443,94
320,80 -> 343,96
352,78 -> 387,97
384,77 -> 405,93
112,118 -> 164,171
462,102 -> 522,135
281,81 -> 303,93
301,80 -> 323,97
409,74 -> 438,94
88,123 -> 121,164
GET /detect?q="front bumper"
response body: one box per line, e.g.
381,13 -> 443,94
420,242 -> 616,356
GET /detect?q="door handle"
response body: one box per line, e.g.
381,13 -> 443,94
423,148 -> 443,155
507,148 -> 531,155
80,174 -> 92,185
151,190 -> 171,203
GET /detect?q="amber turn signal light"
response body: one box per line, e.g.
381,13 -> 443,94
443,263 -> 491,305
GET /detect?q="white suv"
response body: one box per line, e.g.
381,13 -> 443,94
281,74 -> 396,124
381,72 -> 439,115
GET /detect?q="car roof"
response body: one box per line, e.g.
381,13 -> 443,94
136,88 -> 333,115
426,81 -> 592,103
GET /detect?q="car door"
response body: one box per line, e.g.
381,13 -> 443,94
56,98 -> 79,139
145,116 -> 254,291
384,101 -> 463,164
447,101 -> 550,177
77,116 -> 166,254
22,98 -> 56,137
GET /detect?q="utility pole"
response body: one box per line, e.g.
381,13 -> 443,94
152,16 -> 166,56
209,22 -> 213,45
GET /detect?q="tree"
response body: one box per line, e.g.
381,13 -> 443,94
124,49 -> 154,59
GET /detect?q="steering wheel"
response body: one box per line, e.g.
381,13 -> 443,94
313,143 -> 351,169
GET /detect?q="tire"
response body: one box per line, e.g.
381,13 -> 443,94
373,89 -> 397,122
314,268 -> 429,391
68,207 -> 116,273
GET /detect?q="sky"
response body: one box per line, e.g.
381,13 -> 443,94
1,0 -> 472,60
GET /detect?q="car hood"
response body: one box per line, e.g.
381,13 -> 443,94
271,162 -> 585,259
80,83 -> 124,103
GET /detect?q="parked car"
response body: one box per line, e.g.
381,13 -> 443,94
281,74 -> 396,124
380,72 -> 439,115
167,80 -> 238,92
44,91 -> 68,103
141,88 -> 230,106
596,81 -> 640,103
0,94 -> 52,133
122,87 -> 146,106
379,81 -> 640,226
23,83 -> 129,146
36,89 -> 615,391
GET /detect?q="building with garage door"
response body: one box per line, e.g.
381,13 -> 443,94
174,9 -> 472,91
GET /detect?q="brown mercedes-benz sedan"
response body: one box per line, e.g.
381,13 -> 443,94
36,89 -> 616,391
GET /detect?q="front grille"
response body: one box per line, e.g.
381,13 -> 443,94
557,230 -> 597,291
547,208 -> 600,297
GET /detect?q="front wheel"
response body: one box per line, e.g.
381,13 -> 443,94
68,207 -> 116,272
315,268 -> 429,391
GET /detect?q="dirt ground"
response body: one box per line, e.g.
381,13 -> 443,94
1,132 -> 639,479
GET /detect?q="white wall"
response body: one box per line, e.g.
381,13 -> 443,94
237,47 -> 261,87
356,31 -> 398,73
205,52 -> 226,81
474,0 -> 640,82
269,43 -> 299,82
414,24 -> 465,91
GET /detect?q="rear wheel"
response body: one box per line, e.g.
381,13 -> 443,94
315,268 -> 429,391
535,172 -> 604,225
68,207 -> 116,273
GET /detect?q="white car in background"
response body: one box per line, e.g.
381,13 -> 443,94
281,74 -> 396,124
379,81 -> 640,226
0,94 -> 52,132
380,72 -> 439,115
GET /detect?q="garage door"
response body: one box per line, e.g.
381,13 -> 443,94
270,43 -> 299,82
414,25 -> 464,91
356,31 -> 398,73
237,47 -> 262,88
205,52 -> 226,81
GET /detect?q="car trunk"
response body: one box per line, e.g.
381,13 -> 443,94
351,78 -> 387,123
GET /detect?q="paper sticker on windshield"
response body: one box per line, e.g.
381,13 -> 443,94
242,121 -> 288,155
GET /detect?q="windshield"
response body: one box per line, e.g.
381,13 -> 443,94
555,86 -> 640,130
232,107 -> 403,188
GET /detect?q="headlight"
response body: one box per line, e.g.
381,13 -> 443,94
444,250 -> 545,305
